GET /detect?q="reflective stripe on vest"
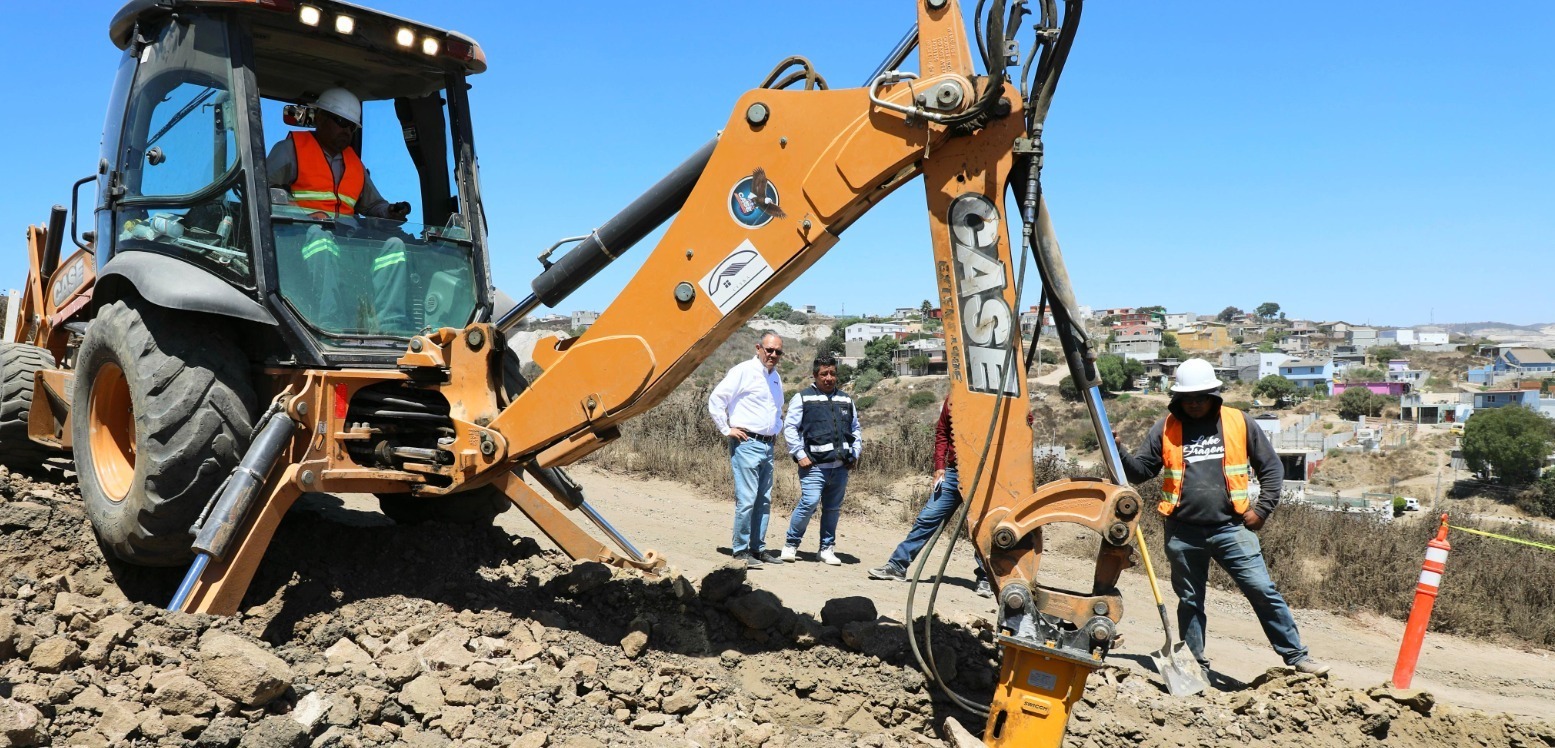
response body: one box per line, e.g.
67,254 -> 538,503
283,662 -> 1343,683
1157,406 -> 1251,516
289,131 -> 364,216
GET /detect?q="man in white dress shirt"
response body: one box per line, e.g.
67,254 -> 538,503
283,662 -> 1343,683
707,332 -> 786,567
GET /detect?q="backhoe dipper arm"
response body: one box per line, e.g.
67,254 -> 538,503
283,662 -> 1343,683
483,2 -> 1134,744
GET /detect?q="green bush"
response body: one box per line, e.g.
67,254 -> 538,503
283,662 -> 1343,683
854,368 -> 883,393
855,395 -> 878,410
1463,405 -> 1555,485
907,391 -> 938,408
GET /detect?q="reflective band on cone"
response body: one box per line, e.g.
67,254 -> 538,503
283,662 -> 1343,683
1393,514 -> 1451,689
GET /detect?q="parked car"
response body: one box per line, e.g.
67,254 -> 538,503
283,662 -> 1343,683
1450,422 -> 1465,436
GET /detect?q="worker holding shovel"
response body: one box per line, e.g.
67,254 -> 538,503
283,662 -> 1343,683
1114,358 -> 1330,684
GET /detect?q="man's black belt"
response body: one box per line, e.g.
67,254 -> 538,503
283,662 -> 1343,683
747,433 -> 776,444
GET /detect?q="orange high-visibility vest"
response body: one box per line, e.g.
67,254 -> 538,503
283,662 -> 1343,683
1157,406 -> 1251,516
288,131 -> 364,216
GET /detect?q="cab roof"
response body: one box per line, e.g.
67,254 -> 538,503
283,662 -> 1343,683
110,0 -> 486,101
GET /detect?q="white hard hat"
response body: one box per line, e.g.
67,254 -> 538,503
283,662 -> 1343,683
1171,358 -> 1223,394
314,87 -> 362,128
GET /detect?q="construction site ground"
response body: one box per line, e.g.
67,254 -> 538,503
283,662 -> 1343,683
2,463 -> 1553,748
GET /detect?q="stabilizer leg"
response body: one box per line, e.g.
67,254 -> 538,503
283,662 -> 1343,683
489,471 -> 663,572
177,466 -> 304,615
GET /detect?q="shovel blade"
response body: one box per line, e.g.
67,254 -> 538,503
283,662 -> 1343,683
1151,641 -> 1210,697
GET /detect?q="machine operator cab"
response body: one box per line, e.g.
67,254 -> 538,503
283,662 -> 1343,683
101,0 -> 490,351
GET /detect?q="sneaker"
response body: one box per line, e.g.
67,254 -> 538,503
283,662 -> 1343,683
868,564 -> 906,581
975,579 -> 994,598
818,548 -> 842,566
779,545 -> 798,562
733,551 -> 764,568
1292,657 -> 1330,676
756,549 -> 783,564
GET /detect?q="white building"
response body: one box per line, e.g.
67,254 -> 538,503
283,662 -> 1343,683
845,322 -> 906,342
1163,312 -> 1195,329
571,310 -> 599,328
892,307 -> 920,321
1380,329 -> 1416,346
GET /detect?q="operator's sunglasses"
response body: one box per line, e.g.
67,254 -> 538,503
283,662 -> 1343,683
322,111 -> 358,132
760,346 -> 784,357
1177,393 -> 1216,403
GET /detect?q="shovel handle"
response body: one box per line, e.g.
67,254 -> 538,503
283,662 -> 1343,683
1135,525 -> 1167,607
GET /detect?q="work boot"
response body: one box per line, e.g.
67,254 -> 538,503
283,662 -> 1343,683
780,545 -> 798,562
1292,657 -> 1330,676
756,549 -> 783,564
818,547 -> 842,566
975,578 -> 994,598
868,564 -> 906,581
733,551 -> 764,568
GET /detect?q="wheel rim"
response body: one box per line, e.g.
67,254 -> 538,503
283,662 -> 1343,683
88,362 -> 136,502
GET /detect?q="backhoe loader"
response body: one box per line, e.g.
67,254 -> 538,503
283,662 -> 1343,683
2,1 -> 1144,744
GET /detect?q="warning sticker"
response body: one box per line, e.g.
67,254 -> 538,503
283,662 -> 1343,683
700,239 -> 774,315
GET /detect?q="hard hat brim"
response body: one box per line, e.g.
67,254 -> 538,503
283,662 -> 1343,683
1170,380 -> 1223,394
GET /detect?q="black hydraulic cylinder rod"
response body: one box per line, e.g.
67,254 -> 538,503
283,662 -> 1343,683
529,138 -> 717,309
41,205 -> 67,283
190,412 -> 297,561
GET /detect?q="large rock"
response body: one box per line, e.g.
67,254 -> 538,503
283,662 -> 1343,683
698,562 -> 748,603
98,700 -> 141,745
149,675 -> 217,717
727,590 -> 784,630
323,638 -> 372,670
419,627 -> 477,672
551,562 -> 613,596
820,596 -> 877,628
0,697 -> 43,747
27,636 -> 81,673
191,632 -> 293,707
398,674 -> 446,718
237,715 -> 308,748
0,502 -> 50,531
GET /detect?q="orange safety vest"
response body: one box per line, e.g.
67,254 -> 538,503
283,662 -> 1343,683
288,131 -> 364,216
1157,406 -> 1251,516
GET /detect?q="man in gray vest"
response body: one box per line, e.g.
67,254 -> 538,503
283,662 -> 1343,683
778,353 -> 861,565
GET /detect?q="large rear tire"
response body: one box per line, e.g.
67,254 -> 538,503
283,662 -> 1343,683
0,343 -> 54,472
73,299 -> 256,566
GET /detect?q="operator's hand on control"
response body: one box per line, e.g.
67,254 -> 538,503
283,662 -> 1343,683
1111,429 -> 1126,454
797,455 -> 813,468
386,201 -> 411,222
1242,509 -> 1266,532
728,427 -> 750,442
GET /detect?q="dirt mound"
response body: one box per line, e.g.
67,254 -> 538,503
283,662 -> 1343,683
1,465 -> 1552,747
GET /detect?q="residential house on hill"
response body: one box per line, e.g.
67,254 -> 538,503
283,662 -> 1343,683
1222,351 -> 1291,383
1277,358 -> 1335,391
892,307 -> 920,321
1177,323 -> 1232,352
1163,312 -> 1195,329
1109,325 -> 1162,360
845,322 -> 906,342
570,310 -> 600,329
893,337 -> 948,376
1401,392 -> 1468,424
1495,348 -> 1555,375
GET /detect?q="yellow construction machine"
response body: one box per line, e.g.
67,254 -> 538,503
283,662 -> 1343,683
1,1 -> 1145,744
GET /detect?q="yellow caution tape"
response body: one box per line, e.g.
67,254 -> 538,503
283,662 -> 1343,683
1448,525 -> 1555,553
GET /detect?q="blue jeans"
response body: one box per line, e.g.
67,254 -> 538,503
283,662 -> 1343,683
785,464 -> 849,549
1163,520 -> 1308,669
886,467 -> 984,576
728,437 -> 774,555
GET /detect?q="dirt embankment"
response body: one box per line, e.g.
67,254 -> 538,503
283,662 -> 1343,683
1,466 -> 1552,748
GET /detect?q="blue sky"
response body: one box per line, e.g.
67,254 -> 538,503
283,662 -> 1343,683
3,1 -> 1550,327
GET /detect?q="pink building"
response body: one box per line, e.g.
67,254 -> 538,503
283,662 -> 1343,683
1332,382 -> 1408,396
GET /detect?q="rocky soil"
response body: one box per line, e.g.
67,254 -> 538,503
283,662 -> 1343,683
2,466 -> 1553,747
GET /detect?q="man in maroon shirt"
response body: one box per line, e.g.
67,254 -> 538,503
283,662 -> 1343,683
868,397 -> 990,597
